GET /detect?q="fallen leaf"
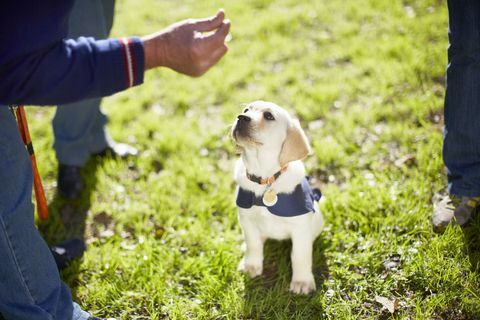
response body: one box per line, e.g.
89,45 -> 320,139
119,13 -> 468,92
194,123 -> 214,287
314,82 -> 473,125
375,296 -> 399,313
394,154 -> 416,167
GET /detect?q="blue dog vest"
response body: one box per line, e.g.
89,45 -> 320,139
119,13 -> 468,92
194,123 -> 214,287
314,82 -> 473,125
236,177 -> 322,217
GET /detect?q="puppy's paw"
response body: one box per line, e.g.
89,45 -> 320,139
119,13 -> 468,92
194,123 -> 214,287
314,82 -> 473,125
289,276 -> 316,294
238,258 -> 263,278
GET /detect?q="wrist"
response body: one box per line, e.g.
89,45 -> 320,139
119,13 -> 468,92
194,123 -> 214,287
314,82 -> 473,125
141,33 -> 167,70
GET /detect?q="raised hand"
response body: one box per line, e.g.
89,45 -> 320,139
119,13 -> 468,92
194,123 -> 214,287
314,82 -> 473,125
142,9 -> 231,76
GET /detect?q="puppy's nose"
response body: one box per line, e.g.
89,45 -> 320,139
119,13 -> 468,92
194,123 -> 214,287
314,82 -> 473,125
237,114 -> 251,122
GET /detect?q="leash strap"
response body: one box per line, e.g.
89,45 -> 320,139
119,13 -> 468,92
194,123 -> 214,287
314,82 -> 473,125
10,105 -> 49,220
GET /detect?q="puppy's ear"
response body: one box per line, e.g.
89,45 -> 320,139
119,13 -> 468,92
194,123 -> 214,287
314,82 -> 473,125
279,119 -> 311,167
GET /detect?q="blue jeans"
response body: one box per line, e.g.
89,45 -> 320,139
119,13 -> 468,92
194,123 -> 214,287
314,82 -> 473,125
444,0 -> 480,197
0,107 -> 90,319
53,0 -> 115,166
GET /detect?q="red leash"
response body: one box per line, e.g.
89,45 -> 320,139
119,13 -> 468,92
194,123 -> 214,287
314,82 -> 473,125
11,105 -> 49,220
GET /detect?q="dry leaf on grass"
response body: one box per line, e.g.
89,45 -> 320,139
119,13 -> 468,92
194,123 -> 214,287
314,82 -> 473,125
375,295 -> 399,313
394,154 -> 416,167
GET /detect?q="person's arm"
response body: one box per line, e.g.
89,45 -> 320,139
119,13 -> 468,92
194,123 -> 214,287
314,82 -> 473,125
0,10 -> 230,106
0,36 -> 144,106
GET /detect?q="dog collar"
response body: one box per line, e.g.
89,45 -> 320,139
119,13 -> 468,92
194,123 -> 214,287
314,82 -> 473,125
246,165 -> 288,185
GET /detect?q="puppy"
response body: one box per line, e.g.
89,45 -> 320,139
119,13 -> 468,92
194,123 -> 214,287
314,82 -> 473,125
231,100 -> 324,294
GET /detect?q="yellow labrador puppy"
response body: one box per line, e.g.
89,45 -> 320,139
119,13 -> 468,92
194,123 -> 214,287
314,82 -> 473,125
231,100 -> 324,294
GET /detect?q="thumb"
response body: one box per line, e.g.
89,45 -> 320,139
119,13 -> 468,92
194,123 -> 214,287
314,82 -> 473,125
194,9 -> 225,32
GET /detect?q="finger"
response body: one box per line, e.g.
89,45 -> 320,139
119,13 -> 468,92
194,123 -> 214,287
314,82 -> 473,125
203,20 -> 231,46
191,45 -> 227,77
208,44 -> 228,67
194,9 -> 225,32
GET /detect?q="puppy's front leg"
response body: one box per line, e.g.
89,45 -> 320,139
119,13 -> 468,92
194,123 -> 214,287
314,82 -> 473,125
238,222 -> 264,278
290,232 -> 316,294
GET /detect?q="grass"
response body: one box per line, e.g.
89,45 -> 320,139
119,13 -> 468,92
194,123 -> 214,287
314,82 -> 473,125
25,0 -> 480,318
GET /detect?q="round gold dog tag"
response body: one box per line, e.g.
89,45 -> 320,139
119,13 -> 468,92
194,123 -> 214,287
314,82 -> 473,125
263,189 -> 278,207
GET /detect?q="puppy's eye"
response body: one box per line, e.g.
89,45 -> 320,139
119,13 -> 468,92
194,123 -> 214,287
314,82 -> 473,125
243,108 -> 249,113
263,111 -> 275,121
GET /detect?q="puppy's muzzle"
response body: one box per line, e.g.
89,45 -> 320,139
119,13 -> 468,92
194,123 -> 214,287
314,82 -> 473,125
233,114 -> 252,139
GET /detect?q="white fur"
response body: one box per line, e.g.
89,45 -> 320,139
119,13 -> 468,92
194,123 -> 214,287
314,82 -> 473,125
232,101 -> 324,294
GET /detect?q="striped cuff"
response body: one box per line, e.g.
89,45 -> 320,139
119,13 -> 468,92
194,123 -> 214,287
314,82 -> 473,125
118,37 -> 144,88
87,36 -> 145,98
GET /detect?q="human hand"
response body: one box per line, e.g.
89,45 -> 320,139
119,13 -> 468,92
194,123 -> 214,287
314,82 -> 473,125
142,9 -> 230,76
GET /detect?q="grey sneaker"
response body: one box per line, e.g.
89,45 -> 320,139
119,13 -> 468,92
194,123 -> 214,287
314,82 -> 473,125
432,195 -> 480,233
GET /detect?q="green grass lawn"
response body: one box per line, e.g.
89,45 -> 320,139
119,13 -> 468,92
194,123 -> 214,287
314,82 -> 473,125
27,0 -> 480,319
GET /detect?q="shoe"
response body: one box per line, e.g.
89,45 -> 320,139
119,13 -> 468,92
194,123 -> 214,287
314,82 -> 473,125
432,194 -> 480,233
57,164 -> 84,199
88,317 -> 116,320
50,238 -> 86,269
93,142 -> 138,158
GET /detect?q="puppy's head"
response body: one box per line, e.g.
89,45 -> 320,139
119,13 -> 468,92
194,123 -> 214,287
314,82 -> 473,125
231,100 -> 311,166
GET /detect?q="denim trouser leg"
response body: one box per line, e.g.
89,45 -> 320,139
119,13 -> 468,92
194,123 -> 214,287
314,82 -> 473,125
53,0 -> 115,166
53,99 -> 109,166
444,0 -> 480,197
0,108 -> 90,320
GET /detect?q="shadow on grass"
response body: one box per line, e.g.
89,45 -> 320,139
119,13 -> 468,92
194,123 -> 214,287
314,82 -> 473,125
37,156 -> 103,299
462,215 -> 480,271
457,215 -> 480,320
242,237 -> 329,319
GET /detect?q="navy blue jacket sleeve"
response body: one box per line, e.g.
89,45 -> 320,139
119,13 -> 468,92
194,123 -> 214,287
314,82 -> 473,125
0,36 -> 144,106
